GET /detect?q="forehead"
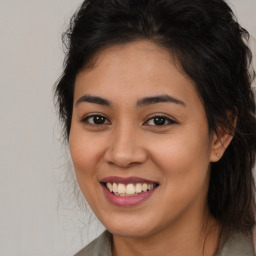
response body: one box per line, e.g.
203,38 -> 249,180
74,40 -> 199,107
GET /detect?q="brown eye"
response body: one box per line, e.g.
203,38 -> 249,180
145,116 -> 176,126
83,115 -> 110,125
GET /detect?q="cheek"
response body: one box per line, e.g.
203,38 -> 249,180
147,133 -> 211,221
69,126 -> 106,187
147,127 -> 212,188
68,131 -> 109,210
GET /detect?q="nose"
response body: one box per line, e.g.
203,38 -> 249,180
104,125 -> 147,168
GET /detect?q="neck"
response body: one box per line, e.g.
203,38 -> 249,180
112,213 -> 220,256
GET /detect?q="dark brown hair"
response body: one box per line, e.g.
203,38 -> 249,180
55,0 -> 256,247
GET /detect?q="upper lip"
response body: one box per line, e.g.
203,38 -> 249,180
100,176 -> 159,185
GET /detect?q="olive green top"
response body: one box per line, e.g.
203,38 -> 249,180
74,230 -> 255,256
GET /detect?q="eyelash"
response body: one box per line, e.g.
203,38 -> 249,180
82,114 -> 110,127
81,114 -> 176,127
144,114 -> 176,126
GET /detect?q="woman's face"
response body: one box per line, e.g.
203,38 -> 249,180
69,41 -> 218,238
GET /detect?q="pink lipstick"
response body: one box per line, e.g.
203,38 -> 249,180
100,176 -> 159,207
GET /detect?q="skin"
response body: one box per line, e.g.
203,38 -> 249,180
69,41 -> 233,256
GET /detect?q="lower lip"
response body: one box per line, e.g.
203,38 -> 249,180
102,184 -> 157,207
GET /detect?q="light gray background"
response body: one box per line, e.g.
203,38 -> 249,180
0,1 -> 255,255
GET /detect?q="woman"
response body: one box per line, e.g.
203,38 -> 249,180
55,0 -> 256,255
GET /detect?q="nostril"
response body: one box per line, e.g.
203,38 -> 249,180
103,139 -> 148,168
105,154 -> 147,168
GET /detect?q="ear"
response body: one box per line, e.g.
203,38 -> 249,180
210,114 -> 237,162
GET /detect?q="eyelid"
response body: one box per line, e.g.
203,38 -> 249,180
81,113 -> 111,125
80,113 -> 177,127
143,114 -> 177,126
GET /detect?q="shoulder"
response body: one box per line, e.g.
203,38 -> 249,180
74,230 -> 112,256
218,233 -> 255,256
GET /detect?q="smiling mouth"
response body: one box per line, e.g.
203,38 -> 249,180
102,182 -> 159,197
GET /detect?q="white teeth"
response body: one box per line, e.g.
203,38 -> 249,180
135,183 -> 142,193
113,183 -> 118,193
142,183 -> 148,192
106,183 -> 113,192
105,182 -> 157,196
117,184 -> 126,194
126,184 -> 136,195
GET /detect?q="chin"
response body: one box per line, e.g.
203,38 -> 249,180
101,215 -> 160,238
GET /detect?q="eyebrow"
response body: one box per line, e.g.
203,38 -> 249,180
136,95 -> 186,107
76,95 -> 112,107
75,94 -> 186,108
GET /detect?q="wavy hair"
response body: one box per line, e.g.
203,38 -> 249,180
55,0 -> 256,248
